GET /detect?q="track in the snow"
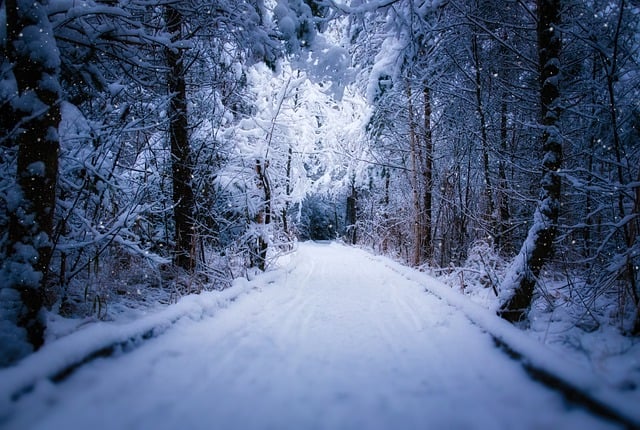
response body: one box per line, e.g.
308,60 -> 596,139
0,242 -> 634,430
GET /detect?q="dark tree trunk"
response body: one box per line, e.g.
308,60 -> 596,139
406,81 -> 421,266
496,99 -> 511,250
421,86 -> 433,261
165,6 -> 196,271
498,0 -> 562,322
631,170 -> 640,334
471,34 -> 495,229
255,160 -> 272,271
282,145 -> 293,235
601,0 -> 639,333
3,0 -> 62,352
346,179 -> 357,245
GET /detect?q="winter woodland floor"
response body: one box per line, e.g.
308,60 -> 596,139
0,242 -> 637,429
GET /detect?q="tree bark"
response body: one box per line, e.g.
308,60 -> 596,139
421,86 -> 433,261
406,81 -> 421,266
631,169 -> 640,334
346,178 -> 357,245
496,98 -> 512,250
602,0 -> 638,333
3,0 -> 62,352
255,159 -> 271,271
471,34 -> 495,229
282,145 -> 293,236
165,6 -> 196,271
498,0 -> 562,322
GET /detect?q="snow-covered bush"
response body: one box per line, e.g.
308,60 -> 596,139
438,240 -> 506,310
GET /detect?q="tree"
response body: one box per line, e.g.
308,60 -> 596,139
164,0 -> 282,271
559,0 -> 640,332
164,5 -> 196,271
349,0 -> 442,266
1,0 -> 63,360
498,0 -> 562,322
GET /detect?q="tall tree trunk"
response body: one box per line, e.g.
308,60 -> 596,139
421,86 -> 433,261
471,33 -> 496,232
406,81 -> 421,266
165,6 -> 195,271
282,72 -> 301,238
498,0 -> 562,322
582,59 -> 598,260
282,145 -> 293,236
495,25 -> 512,252
602,0 -> 638,332
496,98 -> 511,249
382,168 -> 390,253
631,169 -> 640,334
255,159 -> 271,271
346,177 -> 357,245
2,0 -> 62,355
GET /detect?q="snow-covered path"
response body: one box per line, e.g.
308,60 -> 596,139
3,243 -> 620,429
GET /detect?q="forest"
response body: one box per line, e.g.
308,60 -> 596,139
0,0 -> 639,370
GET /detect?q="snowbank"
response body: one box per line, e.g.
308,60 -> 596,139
0,273 -> 274,417
370,252 -> 640,427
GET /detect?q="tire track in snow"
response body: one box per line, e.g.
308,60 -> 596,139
367,250 -> 639,429
1,242 -> 624,430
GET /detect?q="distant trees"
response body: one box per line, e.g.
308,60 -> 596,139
216,58 -> 365,269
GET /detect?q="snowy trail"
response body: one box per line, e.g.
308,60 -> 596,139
2,242 -> 621,429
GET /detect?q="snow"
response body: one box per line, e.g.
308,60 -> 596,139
0,242 -> 630,429
374,253 -> 639,425
19,25 -> 60,70
3,185 -> 23,213
10,90 -> 47,117
438,243 -> 640,406
0,277 -> 257,417
0,288 -> 31,367
26,162 -> 46,177
366,37 -> 404,102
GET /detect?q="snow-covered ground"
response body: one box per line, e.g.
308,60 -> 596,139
434,241 -> 640,403
0,242 -> 633,429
